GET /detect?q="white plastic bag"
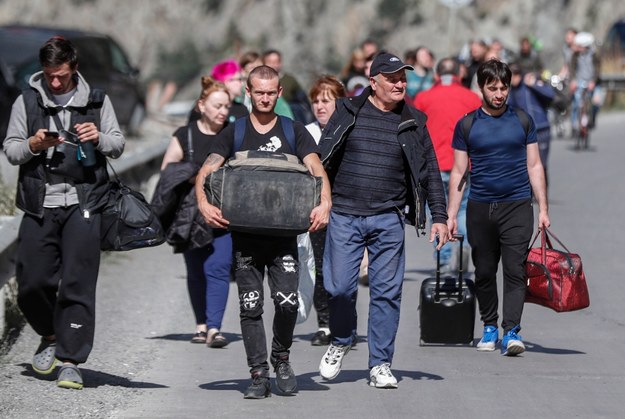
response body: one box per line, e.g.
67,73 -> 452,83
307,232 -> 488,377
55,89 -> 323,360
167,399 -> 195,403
296,232 -> 316,324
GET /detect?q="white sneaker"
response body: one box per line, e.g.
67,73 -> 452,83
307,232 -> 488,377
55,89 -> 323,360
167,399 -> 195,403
319,344 -> 350,380
369,363 -> 398,388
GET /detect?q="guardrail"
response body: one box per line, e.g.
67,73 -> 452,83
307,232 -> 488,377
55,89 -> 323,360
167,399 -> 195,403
0,116 -> 175,340
602,73 -> 625,91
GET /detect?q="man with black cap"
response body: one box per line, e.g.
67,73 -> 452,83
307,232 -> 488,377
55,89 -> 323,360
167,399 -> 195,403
317,52 -> 449,388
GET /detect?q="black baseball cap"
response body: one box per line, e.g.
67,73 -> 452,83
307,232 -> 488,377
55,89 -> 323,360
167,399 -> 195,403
369,53 -> 414,77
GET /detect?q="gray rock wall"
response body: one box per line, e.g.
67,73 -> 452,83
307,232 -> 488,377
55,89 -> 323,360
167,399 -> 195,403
0,0 -> 623,96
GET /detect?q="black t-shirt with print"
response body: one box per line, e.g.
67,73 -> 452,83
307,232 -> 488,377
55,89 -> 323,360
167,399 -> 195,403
209,116 -> 319,161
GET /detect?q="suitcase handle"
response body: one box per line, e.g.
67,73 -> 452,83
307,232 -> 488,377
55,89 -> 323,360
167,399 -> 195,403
435,234 -> 466,301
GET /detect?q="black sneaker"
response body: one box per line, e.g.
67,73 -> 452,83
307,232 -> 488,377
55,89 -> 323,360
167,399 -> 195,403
244,372 -> 271,399
274,359 -> 297,394
311,330 -> 331,346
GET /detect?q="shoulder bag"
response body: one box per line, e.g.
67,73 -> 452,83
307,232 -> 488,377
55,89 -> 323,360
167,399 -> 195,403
100,161 -> 166,251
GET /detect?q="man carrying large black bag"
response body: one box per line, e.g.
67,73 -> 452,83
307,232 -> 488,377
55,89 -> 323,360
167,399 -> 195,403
195,65 -> 331,399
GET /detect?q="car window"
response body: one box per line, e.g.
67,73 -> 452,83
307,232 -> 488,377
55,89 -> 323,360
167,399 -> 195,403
72,37 -> 111,76
109,39 -> 134,74
14,60 -> 40,90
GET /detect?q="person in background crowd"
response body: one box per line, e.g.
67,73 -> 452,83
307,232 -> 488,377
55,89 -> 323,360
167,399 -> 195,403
489,38 -> 514,63
156,76 -> 233,348
516,36 -> 543,75
305,75 -> 347,346
189,59 -> 248,124
406,46 -> 435,100
239,51 -> 263,78
463,39 -> 488,88
507,62 -> 554,184
360,38 -> 379,60
414,57 -> 481,272
263,49 -> 313,123
341,47 -> 368,96
3,36 -> 125,389
447,59 -> 550,357
195,66 -> 331,399
569,31 -> 602,132
239,50 -> 294,119
404,48 -> 417,66
211,60 -> 248,122
558,27 -> 578,81
364,50 -> 381,79
318,52 -> 448,389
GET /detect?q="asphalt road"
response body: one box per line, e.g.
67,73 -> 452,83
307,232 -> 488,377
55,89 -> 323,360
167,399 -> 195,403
1,111 -> 624,419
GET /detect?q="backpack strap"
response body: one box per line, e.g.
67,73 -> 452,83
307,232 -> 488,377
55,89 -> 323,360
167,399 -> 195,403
186,125 -> 194,162
87,88 -> 105,129
233,117 -> 247,156
22,88 -> 51,135
512,107 -> 531,136
460,110 -> 477,141
279,115 -> 296,154
457,110 -> 477,192
232,115 -> 296,157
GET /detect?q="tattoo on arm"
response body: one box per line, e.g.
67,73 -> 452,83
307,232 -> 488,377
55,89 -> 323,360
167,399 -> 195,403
204,153 -> 225,169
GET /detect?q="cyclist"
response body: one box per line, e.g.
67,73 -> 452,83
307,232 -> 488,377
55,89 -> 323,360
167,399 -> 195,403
569,32 -> 601,138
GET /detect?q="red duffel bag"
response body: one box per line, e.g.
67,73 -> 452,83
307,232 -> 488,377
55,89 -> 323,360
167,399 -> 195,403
525,228 -> 590,312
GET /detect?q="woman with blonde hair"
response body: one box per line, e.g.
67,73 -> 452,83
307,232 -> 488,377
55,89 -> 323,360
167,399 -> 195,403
158,76 -> 233,347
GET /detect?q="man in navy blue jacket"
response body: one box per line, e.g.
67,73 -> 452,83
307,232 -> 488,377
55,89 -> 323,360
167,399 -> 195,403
507,62 -> 554,183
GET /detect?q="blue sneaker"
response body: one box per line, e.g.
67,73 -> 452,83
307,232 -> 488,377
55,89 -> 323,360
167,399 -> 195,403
476,325 -> 498,352
501,326 -> 525,356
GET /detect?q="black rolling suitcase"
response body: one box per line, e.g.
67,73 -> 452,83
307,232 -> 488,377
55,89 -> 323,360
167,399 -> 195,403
419,235 -> 476,345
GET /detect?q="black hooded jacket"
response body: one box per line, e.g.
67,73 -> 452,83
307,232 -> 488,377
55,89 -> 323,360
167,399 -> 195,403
151,161 -> 213,253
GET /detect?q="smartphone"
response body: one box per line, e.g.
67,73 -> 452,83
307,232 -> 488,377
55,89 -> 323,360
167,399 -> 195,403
59,129 -> 79,144
44,131 -> 59,138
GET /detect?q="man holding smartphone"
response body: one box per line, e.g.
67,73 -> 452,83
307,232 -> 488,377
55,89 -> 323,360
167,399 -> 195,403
3,36 -> 125,389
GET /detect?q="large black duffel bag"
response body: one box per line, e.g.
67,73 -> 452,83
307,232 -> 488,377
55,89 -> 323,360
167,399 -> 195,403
204,150 -> 322,236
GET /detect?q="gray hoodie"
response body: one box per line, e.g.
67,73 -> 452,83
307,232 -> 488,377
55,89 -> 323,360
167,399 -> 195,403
3,70 -> 125,208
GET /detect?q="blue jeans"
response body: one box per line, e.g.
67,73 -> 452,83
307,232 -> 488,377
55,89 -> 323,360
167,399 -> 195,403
323,210 -> 405,368
183,231 -> 232,330
427,171 -> 469,266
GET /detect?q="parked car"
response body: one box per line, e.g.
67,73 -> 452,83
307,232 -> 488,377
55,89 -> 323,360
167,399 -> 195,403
0,25 -> 145,140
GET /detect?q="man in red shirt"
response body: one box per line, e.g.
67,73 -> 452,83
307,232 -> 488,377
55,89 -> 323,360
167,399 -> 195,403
414,57 -> 481,271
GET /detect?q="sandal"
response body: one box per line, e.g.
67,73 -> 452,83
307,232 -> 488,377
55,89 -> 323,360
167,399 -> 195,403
207,332 -> 229,348
32,338 -> 57,375
57,364 -> 83,390
190,331 -> 207,344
